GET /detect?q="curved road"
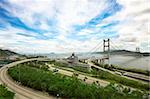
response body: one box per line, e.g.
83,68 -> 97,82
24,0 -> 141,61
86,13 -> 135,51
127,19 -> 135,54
0,58 -> 109,99
0,58 -> 146,99
0,58 -> 55,99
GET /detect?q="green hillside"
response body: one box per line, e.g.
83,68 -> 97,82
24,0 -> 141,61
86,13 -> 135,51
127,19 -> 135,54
0,49 -> 19,57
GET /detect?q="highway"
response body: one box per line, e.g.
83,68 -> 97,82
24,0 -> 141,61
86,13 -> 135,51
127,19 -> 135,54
47,61 -> 146,92
0,58 -> 110,99
0,58 -> 109,99
87,59 -> 149,84
0,58 -> 147,99
0,58 -> 55,99
47,64 -> 110,87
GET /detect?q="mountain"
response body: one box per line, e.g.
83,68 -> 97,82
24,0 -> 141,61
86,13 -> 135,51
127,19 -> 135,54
0,49 -> 20,57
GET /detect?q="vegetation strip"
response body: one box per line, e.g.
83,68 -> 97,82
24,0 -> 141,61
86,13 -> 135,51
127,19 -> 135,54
48,60 -> 149,91
0,84 -> 15,99
92,61 -> 150,76
7,61 -> 149,99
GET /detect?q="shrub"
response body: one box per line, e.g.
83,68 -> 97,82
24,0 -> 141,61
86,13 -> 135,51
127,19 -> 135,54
49,60 -> 150,91
8,64 -> 148,99
0,84 -> 15,99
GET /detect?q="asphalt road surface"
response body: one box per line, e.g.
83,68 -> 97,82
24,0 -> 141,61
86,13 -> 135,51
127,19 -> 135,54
0,58 -> 55,99
0,58 -> 146,99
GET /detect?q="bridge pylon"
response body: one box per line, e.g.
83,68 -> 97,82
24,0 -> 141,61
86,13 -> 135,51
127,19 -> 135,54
98,39 -> 110,66
103,39 -> 110,53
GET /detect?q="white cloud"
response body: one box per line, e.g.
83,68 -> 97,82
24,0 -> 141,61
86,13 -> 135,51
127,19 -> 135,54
0,0 -> 149,53
77,29 -> 93,36
106,0 -> 150,52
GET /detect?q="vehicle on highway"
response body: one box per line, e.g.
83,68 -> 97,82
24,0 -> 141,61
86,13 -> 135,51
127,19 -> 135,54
73,72 -> 79,77
53,68 -> 59,72
114,71 -> 122,76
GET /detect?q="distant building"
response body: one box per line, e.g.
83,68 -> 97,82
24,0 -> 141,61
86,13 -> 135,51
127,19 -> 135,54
0,55 -> 19,60
0,56 -> 6,60
67,53 -> 78,64
58,53 -> 90,69
7,55 -> 19,60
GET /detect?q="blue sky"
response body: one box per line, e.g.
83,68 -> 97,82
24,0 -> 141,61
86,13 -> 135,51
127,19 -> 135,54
0,0 -> 149,53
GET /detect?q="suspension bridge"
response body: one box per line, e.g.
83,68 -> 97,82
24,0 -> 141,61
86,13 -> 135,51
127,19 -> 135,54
80,38 -> 147,65
78,39 -> 150,82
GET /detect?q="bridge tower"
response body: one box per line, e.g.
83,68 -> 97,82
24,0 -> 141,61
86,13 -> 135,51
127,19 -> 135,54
103,39 -> 110,53
136,47 -> 140,52
103,38 -> 110,66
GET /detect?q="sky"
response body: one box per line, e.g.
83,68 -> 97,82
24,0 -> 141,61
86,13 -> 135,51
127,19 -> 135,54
0,0 -> 149,54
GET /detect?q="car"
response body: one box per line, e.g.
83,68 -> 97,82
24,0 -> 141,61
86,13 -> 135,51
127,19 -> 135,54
115,71 -> 122,76
53,69 -> 59,72
73,72 -> 79,77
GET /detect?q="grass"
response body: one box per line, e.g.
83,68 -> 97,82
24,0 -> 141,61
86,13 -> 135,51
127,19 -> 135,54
0,84 -> 15,99
114,66 -> 150,76
48,60 -> 92,76
8,62 -> 148,99
92,61 -> 150,76
91,68 -> 149,91
48,60 -> 150,91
